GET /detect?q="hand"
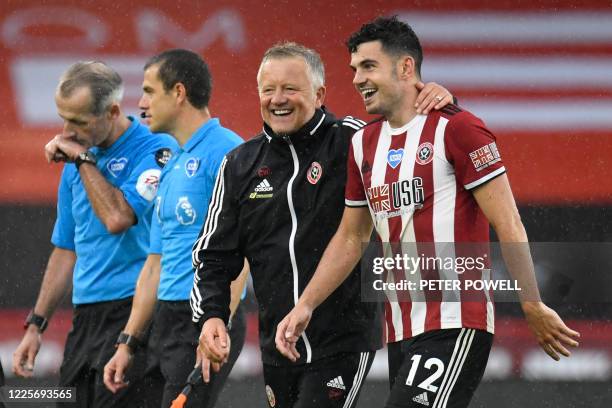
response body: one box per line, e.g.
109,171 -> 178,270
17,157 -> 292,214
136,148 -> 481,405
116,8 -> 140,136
12,326 -> 41,378
275,302 -> 313,362
414,81 -> 453,114
103,345 -> 133,393
523,302 -> 580,360
44,133 -> 87,163
198,318 -> 230,366
195,342 -> 226,384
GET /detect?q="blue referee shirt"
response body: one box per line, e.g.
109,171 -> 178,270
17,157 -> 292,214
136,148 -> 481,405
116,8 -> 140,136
51,117 -> 178,305
150,118 -> 242,301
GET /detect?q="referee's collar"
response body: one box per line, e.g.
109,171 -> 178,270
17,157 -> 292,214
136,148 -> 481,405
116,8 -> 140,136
262,108 -> 329,143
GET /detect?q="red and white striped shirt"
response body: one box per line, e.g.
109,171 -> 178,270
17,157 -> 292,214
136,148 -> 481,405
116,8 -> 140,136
345,105 -> 504,343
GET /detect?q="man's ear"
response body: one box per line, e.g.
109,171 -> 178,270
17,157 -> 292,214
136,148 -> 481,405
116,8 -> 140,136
108,103 -> 121,120
315,85 -> 326,108
398,56 -> 416,79
174,82 -> 187,105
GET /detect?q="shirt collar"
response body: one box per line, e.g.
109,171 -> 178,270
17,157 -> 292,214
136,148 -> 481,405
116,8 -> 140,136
183,118 -> 221,152
91,116 -> 139,157
262,108 -> 330,143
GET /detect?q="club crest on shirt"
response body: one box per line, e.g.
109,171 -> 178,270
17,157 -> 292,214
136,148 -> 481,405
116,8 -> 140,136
107,157 -> 128,177
416,142 -> 434,165
257,166 -> 272,178
265,385 -> 276,407
387,149 -> 404,169
185,157 -> 200,177
307,161 -> 323,185
175,196 -> 196,225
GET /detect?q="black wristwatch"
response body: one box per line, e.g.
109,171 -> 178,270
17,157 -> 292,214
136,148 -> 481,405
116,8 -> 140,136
115,332 -> 143,352
24,311 -> 48,333
75,151 -> 97,169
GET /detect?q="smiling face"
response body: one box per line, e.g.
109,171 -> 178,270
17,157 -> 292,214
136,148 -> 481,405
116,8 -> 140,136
139,64 -> 178,134
350,40 -> 412,118
257,57 -> 325,136
55,86 -> 115,148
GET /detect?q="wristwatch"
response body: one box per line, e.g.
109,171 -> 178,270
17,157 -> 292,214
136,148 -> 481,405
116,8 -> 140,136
24,311 -> 48,333
115,332 -> 143,352
75,151 -> 97,169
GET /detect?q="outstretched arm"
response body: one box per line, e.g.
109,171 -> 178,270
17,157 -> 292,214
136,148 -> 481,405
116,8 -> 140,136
473,174 -> 580,360
13,247 -> 75,377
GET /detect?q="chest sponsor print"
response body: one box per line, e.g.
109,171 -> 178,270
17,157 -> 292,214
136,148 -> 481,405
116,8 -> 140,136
387,148 -> 404,169
367,177 -> 424,219
107,157 -> 128,177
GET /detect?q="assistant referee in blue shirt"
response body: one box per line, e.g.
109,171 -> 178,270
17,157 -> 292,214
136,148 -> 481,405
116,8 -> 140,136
12,61 -> 177,407
103,49 -> 247,408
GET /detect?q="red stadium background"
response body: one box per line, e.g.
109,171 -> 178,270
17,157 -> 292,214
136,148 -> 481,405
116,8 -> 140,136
1,1 -> 611,407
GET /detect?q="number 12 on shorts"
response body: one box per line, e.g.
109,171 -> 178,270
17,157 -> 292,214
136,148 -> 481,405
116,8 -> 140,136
405,354 -> 445,393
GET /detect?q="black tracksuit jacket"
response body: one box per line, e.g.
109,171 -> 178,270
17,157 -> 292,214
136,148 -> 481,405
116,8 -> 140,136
191,108 -> 381,366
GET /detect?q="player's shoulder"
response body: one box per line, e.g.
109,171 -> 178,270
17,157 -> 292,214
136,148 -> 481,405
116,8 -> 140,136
339,115 -> 368,132
225,133 -> 265,161
199,127 -> 243,157
352,116 -> 385,141
437,104 -> 482,127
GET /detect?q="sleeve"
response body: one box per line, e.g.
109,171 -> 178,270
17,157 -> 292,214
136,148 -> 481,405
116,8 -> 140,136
190,155 -> 244,328
51,166 -> 76,250
345,131 -> 368,207
444,112 -> 506,190
120,146 -> 171,220
148,197 -> 162,254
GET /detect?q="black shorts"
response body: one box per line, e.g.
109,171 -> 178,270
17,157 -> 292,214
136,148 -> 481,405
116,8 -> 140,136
263,351 -> 375,408
58,298 -> 149,408
145,300 -> 246,408
386,328 -> 493,408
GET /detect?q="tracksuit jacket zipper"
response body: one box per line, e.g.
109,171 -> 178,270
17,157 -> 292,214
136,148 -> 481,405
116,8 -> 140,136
283,135 -> 313,363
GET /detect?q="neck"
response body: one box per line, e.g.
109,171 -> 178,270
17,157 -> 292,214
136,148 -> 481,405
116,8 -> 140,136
174,107 -> 211,146
101,115 -> 131,148
386,84 -> 419,129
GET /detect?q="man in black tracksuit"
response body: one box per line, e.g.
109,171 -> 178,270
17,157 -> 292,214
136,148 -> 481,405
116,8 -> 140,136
191,42 -> 451,408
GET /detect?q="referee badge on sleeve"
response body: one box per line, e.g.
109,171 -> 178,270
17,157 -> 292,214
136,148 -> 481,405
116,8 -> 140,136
136,169 -> 161,201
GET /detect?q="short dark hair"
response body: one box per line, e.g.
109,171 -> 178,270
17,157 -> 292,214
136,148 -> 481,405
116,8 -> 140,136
58,61 -> 124,115
346,16 -> 423,77
144,49 -> 212,109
